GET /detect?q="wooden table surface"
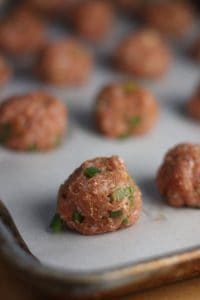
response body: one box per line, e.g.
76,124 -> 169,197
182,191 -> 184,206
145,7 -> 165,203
1,255 -> 200,300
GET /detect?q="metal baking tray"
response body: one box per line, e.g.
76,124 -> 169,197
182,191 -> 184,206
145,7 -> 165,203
0,15 -> 200,299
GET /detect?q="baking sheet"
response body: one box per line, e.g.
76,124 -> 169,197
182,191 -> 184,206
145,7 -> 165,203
0,18 -> 199,272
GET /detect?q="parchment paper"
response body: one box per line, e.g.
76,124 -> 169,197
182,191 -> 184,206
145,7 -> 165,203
0,18 -> 199,272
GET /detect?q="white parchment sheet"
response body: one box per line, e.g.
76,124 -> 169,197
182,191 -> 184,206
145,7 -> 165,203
0,18 -> 199,272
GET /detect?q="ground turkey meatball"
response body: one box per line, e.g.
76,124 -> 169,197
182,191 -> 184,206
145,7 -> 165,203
190,37 -> 200,62
114,29 -> 171,79
187,85 -> 200,121
95,82 -> 159,138
36,39 -> 93,86
0,6 -> 46,56
0,54 -> 12,84
0,91 -> 67,151
156,144 -> 200,208
143,1 -> 194,38
71,0 -> 114,42
53,156 -> 142,235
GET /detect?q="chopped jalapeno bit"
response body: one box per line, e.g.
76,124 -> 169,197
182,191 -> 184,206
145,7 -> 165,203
123,81 -> 138,94
129,116 -> 141,127
110,210 -> 123,218
50,213 -> 64,233
72,211 -> 84,224
84,166 -> 101,178
27,144 -> 38,152
118,132 -> 130,140
122,218 -> 129,225
0,123 -> 12,143
55,135 -> 62,147
110,186 -> 134,205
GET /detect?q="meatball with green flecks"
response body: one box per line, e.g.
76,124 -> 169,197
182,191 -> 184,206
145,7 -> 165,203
156,143 -> 200,208
51,156 -> 142,235
187,84 -> 200,121
95,81 -> 159,138
0,53 -> 12,84
0,91 -> 67,151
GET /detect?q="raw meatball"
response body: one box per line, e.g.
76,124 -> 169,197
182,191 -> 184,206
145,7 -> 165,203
114,29 -> 171,78
0,91 -> 67,151
56,156 -> 142,235
143,1 -> 194,38
71,0 -> 114,42
156,143 -> 200,208
95,81 -> 159,138
0,54 -> 12,84
187,85 -> 200,121
36,39 -> 93,86
190,37 -> 200,62
0,6 -> 46,56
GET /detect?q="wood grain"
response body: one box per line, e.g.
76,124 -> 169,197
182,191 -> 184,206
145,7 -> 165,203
1,255 -> 200,300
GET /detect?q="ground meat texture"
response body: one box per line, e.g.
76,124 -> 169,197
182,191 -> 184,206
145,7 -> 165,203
0,54 -> 12,84
190,38 -> 200,62
143,1 -> 194,38
71,0 -> 114,42
0,91 -> 67,151
36,39 -> 93,86
114,29 -> 171,78
95,82 -> 159,138
156,144 -> 200,208
57,156 -> 142,235
187,85 -> 200,121
0,6 -> 45,56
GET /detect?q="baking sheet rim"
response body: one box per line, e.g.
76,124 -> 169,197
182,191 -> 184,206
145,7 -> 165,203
0,200 -> 200,298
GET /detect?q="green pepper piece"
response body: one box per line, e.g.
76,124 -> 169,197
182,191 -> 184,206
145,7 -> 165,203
110,186 -> 134,207
0,123 -> 12,144
122,218 -> 129,225
84,166 -> 101,178
123,81 -> 138,94
50,214 -> 64,233
110,210 -> 123,218
129,116 -> 141,127
72,211 -> 84,224
27,144 -> 38,152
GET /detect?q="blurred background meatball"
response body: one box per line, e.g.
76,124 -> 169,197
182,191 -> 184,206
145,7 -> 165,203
0,91 -> 67,151
95,81 -> 159,138
71,0 -> 114,42
36,39 -> 93,86
190,37 -> 200,62
156,144 -> 200,208
187,84 -> 200,121
0,5 -> 46,56
55,156 -> 142,235
0,53 -> 12,84
143,0 -> 194,38
114,29 -> 171,79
